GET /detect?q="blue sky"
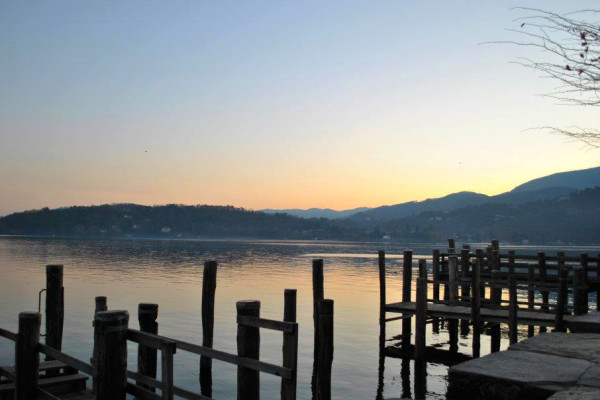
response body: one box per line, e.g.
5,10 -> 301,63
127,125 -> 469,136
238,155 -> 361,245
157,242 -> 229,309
1,1 -> 599,215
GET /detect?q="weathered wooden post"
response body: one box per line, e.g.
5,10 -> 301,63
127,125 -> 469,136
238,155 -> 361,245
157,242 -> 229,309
414,259 -> 428,376
476,249 -> 485,299
491,239 -> 499,252
94,310 -> 129,400
92,296 -> 107,393
555,268 -> 569,332
237,300 -> 260,400
15,312 -> 41,400
432,249 -> 440,333
508,275 -> 518,345
508,250 -> 515,275
137,303 -> 158,393
580,254 -> 589,312
448,256 -> 459,353
402,251 -> 413,349
490,269 -> 501,353
378,250 -> 386,325
460,248 -> 470,336
574,265 -> 588,316
201,260 -> 218,397
471,259 -> 481,358
526,262 -> 535,337
161,340 -> 176,400
447,239 -> 456,254
312,258 -> 324,396
282,289 -> 298,400
316,299 -> 334,400
46,265 -> 64,351
538,253 -> 549,333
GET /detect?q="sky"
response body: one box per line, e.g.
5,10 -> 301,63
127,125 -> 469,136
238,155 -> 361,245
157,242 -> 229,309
1,1 -> 599,215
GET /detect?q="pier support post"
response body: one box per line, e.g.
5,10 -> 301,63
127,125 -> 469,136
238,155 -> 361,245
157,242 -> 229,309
509,275 -> 518,345
378,251 -> 386,325
490,269 -> 501,353
45,265 -> 64,354
471,260 -> 481,358
402,251 -> 413,349
538,253 -> 548,333
574,265 -> 588,316
448,256 -> 459,353
527,262 -> 535,337
16,312 -> 41,400
316,299 -> 334,400
432,249 -> 440,333
137,303 -> 158,393
237,300 -> 260,400
460,249 -> 470,336
201,261 -> 218,397
580,254 -> 589,313
94,310 -> 129,400
282,289 -> 298,400
555,268 -> 569,332
414,260 -> 428,376
92,296 -> 107,393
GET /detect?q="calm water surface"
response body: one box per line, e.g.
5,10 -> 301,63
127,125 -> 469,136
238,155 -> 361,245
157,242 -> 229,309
0,237 -> 597,399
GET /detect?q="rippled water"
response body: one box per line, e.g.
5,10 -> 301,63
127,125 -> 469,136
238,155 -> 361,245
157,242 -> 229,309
0,237 -> 598,399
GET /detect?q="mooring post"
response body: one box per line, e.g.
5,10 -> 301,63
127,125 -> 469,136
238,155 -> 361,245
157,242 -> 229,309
490,269 -> 501,353
94,310 -> 129,400
460,248 -> 470,336
509,275 -> 518,345
91,296 -> 107,393
447,239 -> 455,254
491,239 -> 499,252
401,251 -> 413,349
538,253 -> 548,333
476,249 -> 485,299
555,268 -> 569,332
316,299 -> 334,400
15,312 -> 41,400
46,265 -> 64,352
448,256 -> 459,353
471,259 -> 481,358
378,250 -> 386,325
237,300 -> 260,400
282,289 -> 298,400
574,265 -> 587,316
161,340 -> 176,400
526,262 -> 535,337
137,303 -> 159,393
200,260 -> 218,397
580,254 -> 589,313
432,249 -> 440,333
312,258 -> 324,397
414,259 -> 428,377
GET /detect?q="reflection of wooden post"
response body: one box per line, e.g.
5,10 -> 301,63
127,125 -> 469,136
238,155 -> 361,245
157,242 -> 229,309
316,299 -> 334,400
509,276 -> 518,344
16,312 -> 41,400
282,289 -> 298,400
237,301 -> 260,400
378,251 -> 386,324
94,310 -> 129,400
402,251 -> 413,349
201,261 -> 217,397
471,260 -> 481,358
137,303 -> 158,393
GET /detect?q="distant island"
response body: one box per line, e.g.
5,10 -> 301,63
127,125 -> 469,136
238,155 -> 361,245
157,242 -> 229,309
1,167 -> 600,244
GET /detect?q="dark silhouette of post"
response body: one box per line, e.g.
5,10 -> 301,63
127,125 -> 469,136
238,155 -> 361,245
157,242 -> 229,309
555,268 -> 569,332
574,265 -> 588,316
312,259 -> 324,396
92,296 -> 107,393
137,303 -> 158,393
402,251 -> 413,349
94,310 -> 129,400
201,261 -> 218,397
471,259 -> 481,358
378,250 -> 386,325
46,265 -> 64,352
317,299 -> 334,400
538,252 -> 548,333
237,300 -> 260,400
509,275 -> 518,344
414,259 -> 427,378
448,256 -> 459,353
460,248 -> 471,336
16,312 -> 41,400
282,289 -> 298,400
432,249 -> 440,333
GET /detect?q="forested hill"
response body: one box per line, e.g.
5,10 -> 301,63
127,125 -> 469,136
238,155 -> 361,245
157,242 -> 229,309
0,204 -> 352,240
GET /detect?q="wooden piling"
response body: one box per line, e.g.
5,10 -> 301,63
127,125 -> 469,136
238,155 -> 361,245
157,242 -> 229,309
137,303 -> 158,393
448,256 -> 459,353
508,275 -> 518,345
313,259 -> 324,347
476,249 -> 485,299
201,260 -> 218,397
555,268 -> 569,332
237,300 -> 260,400
448,239 -> 456,254
316,299 -> 334,400
94,310 -> 129,400
378,250 -> 386,325
161,340 -> 176,400
471,260 -> 481,358
581,254 -> 589,313
527,262 -> 535,337
597,253 -> 600,312
402,251 -> 413,349
538,253 -> 548,333
508,250 -> 515,275
491,239 -> 499,251
414,259 -> 428,376
432,249 -> 440,333
45,265 -> 64,352
460,249 -> 470,336
574,265 -> 587,316
490,269 -> 501,353
282,289 -> 298,400
92,296 -> 107,393
15,312 -> 41,400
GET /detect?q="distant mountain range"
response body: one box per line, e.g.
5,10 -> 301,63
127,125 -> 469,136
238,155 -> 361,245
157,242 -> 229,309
263,166 -> 600,221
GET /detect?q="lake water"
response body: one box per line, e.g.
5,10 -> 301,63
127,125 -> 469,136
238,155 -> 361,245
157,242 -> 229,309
0,237 -> 598,399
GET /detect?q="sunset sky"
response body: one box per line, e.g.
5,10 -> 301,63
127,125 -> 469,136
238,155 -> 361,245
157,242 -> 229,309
1,1 -> 599,216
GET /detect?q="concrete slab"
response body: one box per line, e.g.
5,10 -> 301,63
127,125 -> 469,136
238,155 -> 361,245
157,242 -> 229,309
567,313 -> 600,333
548,386 -> 600,400
509,332 -> 600,362
447,350 -> 593,400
